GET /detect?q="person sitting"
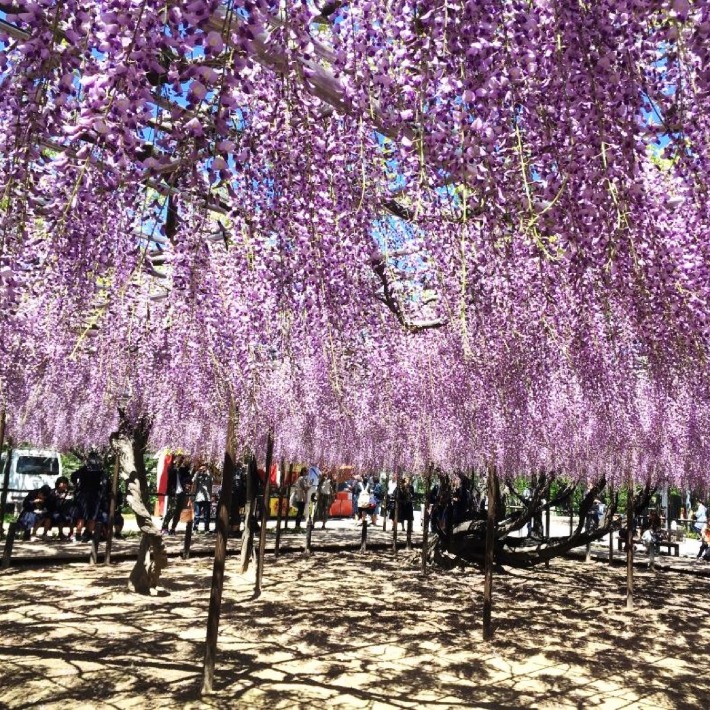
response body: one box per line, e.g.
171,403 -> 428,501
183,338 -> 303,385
46,476 -> 72,540
17,485 -> 52,540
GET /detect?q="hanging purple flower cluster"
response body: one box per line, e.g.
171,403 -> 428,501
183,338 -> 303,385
1,1 -> 709,489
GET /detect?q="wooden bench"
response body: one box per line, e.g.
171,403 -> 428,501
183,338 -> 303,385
616,536 -> 680,557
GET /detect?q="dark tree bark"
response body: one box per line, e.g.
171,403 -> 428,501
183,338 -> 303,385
202,398 -> 237,695
482,464 -> 497,640
110,411 -> 167,594
239,455 -> 258,574
428,473 -> 654,569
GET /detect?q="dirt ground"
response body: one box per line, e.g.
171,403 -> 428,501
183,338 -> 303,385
0,549 -> 708,710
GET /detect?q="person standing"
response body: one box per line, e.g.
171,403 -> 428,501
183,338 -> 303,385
305,465 -> 321,522
192,464 -> 213,533
641,510 -> 662,571
290,468 -> 310,530
692,499 -> 707,535
350,476 -> 364,521
72,453 -> 107,543
161,455 -> 192,535
697,521 -> 710,561
315,472 -> 334,529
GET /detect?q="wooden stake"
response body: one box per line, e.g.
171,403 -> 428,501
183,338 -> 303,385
392,476 -> 400,556
545,486 -> 551,569
182,520 -> 193,560
283,463 -> 293,530
202,399 -> 236,695
1,521 -> 16,569
105,454 -> 121,565
421,468 -> 431,576
274,458 -> 286,557
89,522 -> 103,565
382,473 -> 389,532
255,431 -> 273,597
239,455 -> 258,574
608,484 -> 614,565
0,435 -> 12,539
305,517 -> 313,555
483,463 -> 497,641
626,477 -> 634,611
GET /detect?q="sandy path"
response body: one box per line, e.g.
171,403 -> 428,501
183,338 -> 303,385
0,550 -> 708,709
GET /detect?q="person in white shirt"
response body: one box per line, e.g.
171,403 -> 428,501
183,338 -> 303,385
305,466 -> 321,522
693,500 -> 707,534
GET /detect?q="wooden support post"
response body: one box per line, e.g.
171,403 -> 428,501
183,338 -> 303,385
202,399 -> 237,696
360,518 -> 367,553
545,490 -> 551,569
239,456 -> 258,574
421,469 -> 431,576
255,431 -> 274,597
274,458 -> 286,557
89,522 -> 103,565
392,477 -> 400,556
569,491 -> 574,537
283,463 -> 293,530
483,463 -> 497,641
609,484 -> 614,565
104,454 -> 120,565
626,478 -> 634,611
406,518 -> 413,550
305,518 -> 313,555
182,520 -> 193,560
0,441 -> 13,540
382,474 -> 389,532
1,521 -> 16,569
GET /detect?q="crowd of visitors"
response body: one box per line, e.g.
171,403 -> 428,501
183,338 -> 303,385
16,453 -> 123,542
14,453 -> 710,568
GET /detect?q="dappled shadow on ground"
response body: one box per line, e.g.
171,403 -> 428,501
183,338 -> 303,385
0,551 -> 708,709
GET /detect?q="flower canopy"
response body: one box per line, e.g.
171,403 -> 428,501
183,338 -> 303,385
1,0 -> 709,487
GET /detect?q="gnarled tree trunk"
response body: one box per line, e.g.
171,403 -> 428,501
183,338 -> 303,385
110,412 -> 167,594
429,473 -> 655,569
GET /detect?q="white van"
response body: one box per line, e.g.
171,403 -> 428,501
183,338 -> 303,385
0,449 -> 63,511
